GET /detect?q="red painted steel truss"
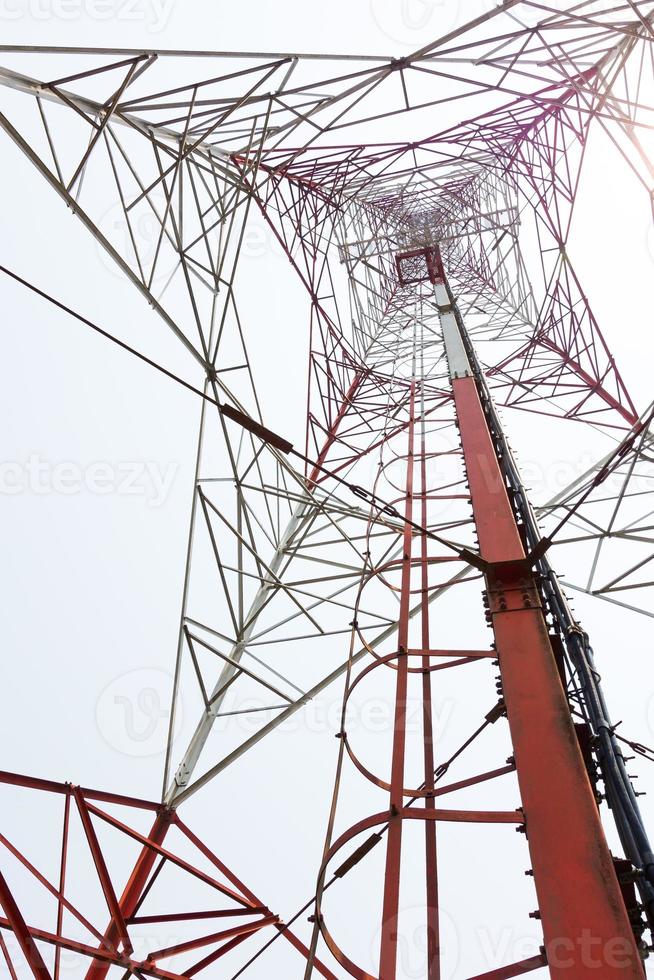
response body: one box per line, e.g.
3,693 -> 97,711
0,772 -> 337,980
1,3 -> 654,978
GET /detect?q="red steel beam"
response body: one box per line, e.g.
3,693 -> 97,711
0,769 -> 159,810
467,952 -> 547,979
145,916 -> 276,960
0,775 -> 338,980
308,368 -> 367,485
72,788 -> 133,956
85,808 -> 172,980
433,764 -> 516,798
0,917 -> 184,980
0,931 -> 19,980
53,793 -> 70,980
0,869 -> 51,980
451,369 -> 645,978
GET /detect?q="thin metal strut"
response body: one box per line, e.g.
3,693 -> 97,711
165,497 -> 314,804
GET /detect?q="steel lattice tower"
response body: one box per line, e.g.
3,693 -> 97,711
2,3 -> 654,978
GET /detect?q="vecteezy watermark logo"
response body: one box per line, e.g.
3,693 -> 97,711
476,926 -> 542,970
475,925 -> 635,971
97,193 -> 181,286
370,905 -> 460,979
96,192 -> 303,284
213,692 -> 457,738
0,456 -> 178,508
0,0 -> 175,31
370,0 -> 457,48
96,668 -> 182,757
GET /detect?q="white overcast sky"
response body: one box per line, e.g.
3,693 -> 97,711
0,3 -> 653,979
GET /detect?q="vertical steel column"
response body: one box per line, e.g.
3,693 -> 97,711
437,276 -> 645,978
380,318 -> 441,979
379,341 -> 416,978
85,810 -> 173,980
419,331 -> 440,980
